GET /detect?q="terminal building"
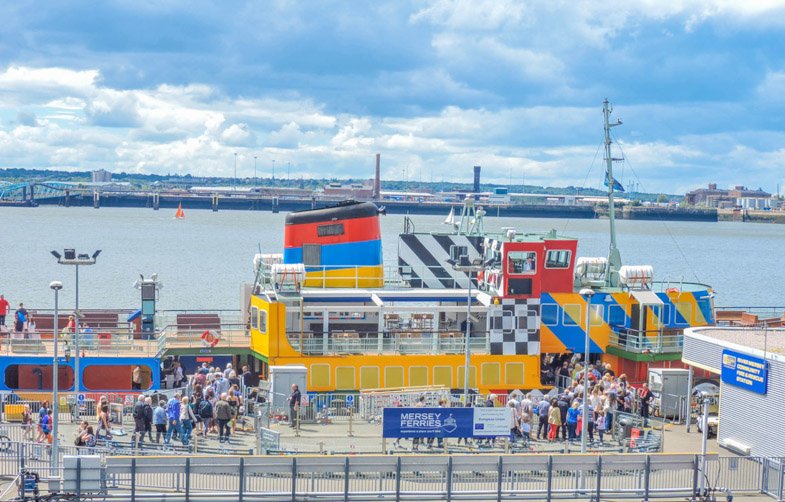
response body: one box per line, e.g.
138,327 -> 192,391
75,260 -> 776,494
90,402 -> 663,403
682,326 -> 784,458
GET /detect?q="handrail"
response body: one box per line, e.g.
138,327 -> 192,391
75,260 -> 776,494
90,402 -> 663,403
607,328 -> 683,354
286,330 -> 489,356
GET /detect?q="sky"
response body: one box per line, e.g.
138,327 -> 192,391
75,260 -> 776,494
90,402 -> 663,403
2,1 -> 785,194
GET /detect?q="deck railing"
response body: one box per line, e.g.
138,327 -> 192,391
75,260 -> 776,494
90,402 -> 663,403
156,324 -> 250,355
286,330 -> 490,355
0,331 -> 158,357
607,328 -> 683,354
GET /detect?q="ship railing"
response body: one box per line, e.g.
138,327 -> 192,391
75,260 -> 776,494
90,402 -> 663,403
257,263 -> 476,288
649,280 -> 713,293
156,324 -> 250,355
607,328 -> 683,354
286,330 -> 490,356
0,330 -> 158,357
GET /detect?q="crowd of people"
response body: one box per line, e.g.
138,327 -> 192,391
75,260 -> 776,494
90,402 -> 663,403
123,363 -> 247,448
530,356 -> 654,444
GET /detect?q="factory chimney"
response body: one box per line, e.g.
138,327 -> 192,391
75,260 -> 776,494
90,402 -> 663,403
373,153 -> 381,199
473,165 -> 481,193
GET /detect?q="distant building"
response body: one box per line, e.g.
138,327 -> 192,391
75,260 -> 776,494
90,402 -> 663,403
685,183 -> 772,209
322,181 -> 374,200
91,169 -> 112,183
729,186 -> 773,210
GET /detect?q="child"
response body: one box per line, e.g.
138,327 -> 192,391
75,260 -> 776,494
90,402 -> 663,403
521,415 -> 532,447
596,410 -> 607,443
22,405 -> 33,441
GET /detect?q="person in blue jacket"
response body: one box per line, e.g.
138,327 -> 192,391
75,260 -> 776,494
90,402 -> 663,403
566,402 -> 580,441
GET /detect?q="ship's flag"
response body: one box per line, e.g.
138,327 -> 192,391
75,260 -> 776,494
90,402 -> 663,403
604,171 -> 625,192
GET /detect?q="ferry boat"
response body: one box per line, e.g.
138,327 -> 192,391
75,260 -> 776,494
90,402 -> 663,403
247,101 -> 716,393
0,100 -> 714,399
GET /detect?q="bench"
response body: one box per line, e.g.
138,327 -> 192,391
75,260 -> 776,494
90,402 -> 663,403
715,310 -> 744,324
175,314 -> 221,332
736,312 -> 759,326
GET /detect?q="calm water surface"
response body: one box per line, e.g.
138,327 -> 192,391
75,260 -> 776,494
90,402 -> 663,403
0,206 -> 782,310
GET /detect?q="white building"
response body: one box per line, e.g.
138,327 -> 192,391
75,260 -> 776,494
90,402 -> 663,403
683,326 -> 784,458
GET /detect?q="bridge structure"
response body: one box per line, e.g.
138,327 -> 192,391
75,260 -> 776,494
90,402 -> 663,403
0,181 -> 89,206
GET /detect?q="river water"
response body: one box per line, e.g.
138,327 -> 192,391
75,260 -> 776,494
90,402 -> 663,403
0,205 -> 781,311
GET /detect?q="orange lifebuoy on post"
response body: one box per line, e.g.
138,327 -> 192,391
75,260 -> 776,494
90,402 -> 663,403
665,287 -> 679,295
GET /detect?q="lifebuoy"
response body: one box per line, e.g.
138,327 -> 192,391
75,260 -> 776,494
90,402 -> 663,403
200,329 -> 221,348
665,287 -> 679,295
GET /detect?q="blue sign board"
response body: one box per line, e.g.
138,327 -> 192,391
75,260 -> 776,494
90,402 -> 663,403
382,407 -> 511,438
721,349 -> 768,395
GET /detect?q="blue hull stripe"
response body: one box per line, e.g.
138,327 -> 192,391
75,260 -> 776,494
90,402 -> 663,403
284,239 -> 382,267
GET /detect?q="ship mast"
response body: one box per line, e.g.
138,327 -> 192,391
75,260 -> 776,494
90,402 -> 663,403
603,99 -> 623,287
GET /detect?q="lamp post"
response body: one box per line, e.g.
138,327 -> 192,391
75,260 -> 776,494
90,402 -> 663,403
254,155 -> 258,186
272,159 -> 276,183
579,288 -> 595,454
450,255 -> 484,403
51,248 -> 101,421
233,152 -> 238,190
49,280 -> 63,471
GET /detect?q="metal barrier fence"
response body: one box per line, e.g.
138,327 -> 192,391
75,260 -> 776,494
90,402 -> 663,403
15,453 -> 784,501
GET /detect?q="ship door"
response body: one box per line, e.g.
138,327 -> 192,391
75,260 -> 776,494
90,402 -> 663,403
303,244 -> 321,266
630,304 -> 643,334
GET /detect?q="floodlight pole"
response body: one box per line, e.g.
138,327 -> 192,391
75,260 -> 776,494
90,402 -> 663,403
581,289 -> 595,454
50,281 -> 63,472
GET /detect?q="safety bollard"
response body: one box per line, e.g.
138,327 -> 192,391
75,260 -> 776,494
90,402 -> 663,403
295,410 -> 301,437
348,408 -> 354,437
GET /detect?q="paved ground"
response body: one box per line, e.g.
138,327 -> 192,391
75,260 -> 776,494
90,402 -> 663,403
0,416 -> 775,501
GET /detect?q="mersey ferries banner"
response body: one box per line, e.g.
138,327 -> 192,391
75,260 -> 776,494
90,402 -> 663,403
382,407 -> 512,438
721,349 -> 768,395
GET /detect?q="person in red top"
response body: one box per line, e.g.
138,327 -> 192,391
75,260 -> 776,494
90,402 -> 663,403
0,295 -> 9,327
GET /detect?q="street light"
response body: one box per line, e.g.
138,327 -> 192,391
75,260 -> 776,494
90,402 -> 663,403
579,287 -> 595,454
450,253 -> 484,403
254,155 -> 258,186
233,152 -> 238,191
51,248 -> 101,421
272,159 -> 276,183
49,280 -> 63,472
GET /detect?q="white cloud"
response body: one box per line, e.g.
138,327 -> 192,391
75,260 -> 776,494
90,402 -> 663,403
221,123 -> 256,146
0,66 -> 98,102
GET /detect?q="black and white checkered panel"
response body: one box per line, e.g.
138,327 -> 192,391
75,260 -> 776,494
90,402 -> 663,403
488,298 -> 541,355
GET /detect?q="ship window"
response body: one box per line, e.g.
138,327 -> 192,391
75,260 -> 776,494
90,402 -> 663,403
317,223 -> 344,237
385,367 -> 404,388
563,304 -> 581,326
258,310 -> 267,333
541,304 -> 559,326
608,305 -> 626,326
250,306 -> 259,330
336,367 -> 355,390
481,363 -> 500,386
4,364 -> 74,391
590,305 -> 604,326
505,363 -> 524,385
360,366 -> 380,390
434,366 -> 452,388
676,302 -> 693,324
507,252 -> 536,274
545,250 -> 571,269
84,364 -> 152,391
409,366 -> 428,386
310,364 -> 330,388
457,366 -> 477,388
